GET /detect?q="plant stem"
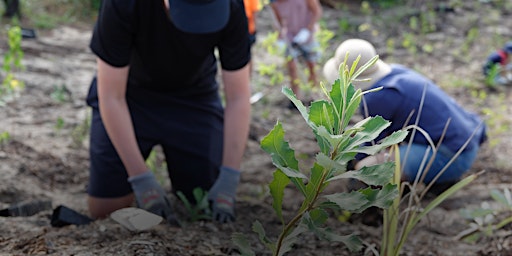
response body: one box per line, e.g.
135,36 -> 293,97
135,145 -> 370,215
274,166 -> 330,256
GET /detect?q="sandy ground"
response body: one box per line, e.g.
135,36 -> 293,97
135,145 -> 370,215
1,1 -> 512,255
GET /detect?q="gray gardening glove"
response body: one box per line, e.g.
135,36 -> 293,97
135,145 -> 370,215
208,166 -> 240,223
128,171 -> 180,226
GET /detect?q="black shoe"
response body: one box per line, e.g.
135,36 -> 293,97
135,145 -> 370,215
0,199 -> 52,217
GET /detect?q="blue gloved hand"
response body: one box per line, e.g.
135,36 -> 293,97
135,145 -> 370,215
207,166 -> 240,223
128,171 -> 180,226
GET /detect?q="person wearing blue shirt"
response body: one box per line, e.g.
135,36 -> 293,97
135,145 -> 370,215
323,38 -> 487,195
482,42 -> 512,86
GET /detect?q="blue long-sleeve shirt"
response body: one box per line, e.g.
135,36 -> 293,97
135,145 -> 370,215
356,64 -> 487,160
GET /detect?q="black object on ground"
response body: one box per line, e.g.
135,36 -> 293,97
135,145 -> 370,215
21,28 -> 37,39
50,205 -> 93,227
0,199 -> 52,217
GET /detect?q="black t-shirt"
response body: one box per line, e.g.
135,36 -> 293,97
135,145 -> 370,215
89,0 -> 250,97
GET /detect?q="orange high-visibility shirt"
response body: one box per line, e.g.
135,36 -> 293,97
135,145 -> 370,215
244,0 -> 260,34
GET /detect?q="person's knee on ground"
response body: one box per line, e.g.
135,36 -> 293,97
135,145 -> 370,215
87,194 -> 134,219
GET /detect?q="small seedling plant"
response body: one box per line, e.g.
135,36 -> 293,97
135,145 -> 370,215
1,25 -> 25,105
457,188 -> 512,243
176,187 -> 212,223
233,55 -> 408,255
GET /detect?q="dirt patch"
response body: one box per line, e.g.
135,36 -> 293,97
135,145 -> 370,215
1,1 -> 512,255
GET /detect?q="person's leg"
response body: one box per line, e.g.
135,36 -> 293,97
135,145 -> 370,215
3,0 -> 20,18
287,58 -> 300,99
400,143 -> 437,183
87,106 -> 155,219
159,97 -> 224,203
424,144 -> 479,183
400,143 -> 477,184
87,195 -> 134,219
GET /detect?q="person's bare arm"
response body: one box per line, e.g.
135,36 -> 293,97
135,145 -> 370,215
221,64 -> 251,170
270,3 -> 287,38
306,0 -> 322,31
96,58 -> 147,177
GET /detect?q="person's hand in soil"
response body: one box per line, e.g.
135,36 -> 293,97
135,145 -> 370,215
128,171 -> 179,226
208,166 -> 240,223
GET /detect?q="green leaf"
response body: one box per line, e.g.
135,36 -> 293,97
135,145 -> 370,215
359,183 -> 399,209
274,164 -> 308,179
343,116 -> 391,150
314,126 -> 345,154
329,79 -> 343,129
282,87 -> 311,125
261,121 -> 299,170
232,233 -> 256,256
313,130 -> 332,155
341,86 -> 362,129
460,208 -> 494,219
490,189 -> 512,208
302,163 -> 328,210
348,130 -> 408,155
315,152 -> 346,179
279,223 -> 308,256
261,122 -> 307,195
252,220 -> 275,251
309,208 -> 329,226
269,170 -> 290,223
327,162 -> 395,186
309,100 -> 335,134
302,212 -> 363,252
324,191 -> 368,213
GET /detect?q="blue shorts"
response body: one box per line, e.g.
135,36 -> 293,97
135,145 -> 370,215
86,79 -> 224,200
400,143 -> 479,184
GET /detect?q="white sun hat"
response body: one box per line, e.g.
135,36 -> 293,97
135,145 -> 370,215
323,38 -> 392,90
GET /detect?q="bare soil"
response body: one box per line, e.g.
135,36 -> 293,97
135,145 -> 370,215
1,1 -> 512,255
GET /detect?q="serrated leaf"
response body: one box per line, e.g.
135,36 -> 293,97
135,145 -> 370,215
324,191 -> 368,212
348,130 -> 408,155
274,164 -> 308,179
315,126 -> 344,153
344,116 -> 391,150
232,233 -> 256,256
309,208 -> 329,226
327,162 -> 395,186
270,170 -> 290,223
359,183 -> 399,210
313,130 -> 332,155
261,121 -> 299,170
316,152 -> 346,177
279,222 -> 308,256
252,220 -> 274,251
261,122 -> 308,195
302,212 -> 363,252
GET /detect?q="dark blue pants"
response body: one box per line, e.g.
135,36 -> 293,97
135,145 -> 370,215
86,79 -> 224,201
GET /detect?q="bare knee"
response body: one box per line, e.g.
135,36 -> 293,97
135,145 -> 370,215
87,194 -> 134,219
